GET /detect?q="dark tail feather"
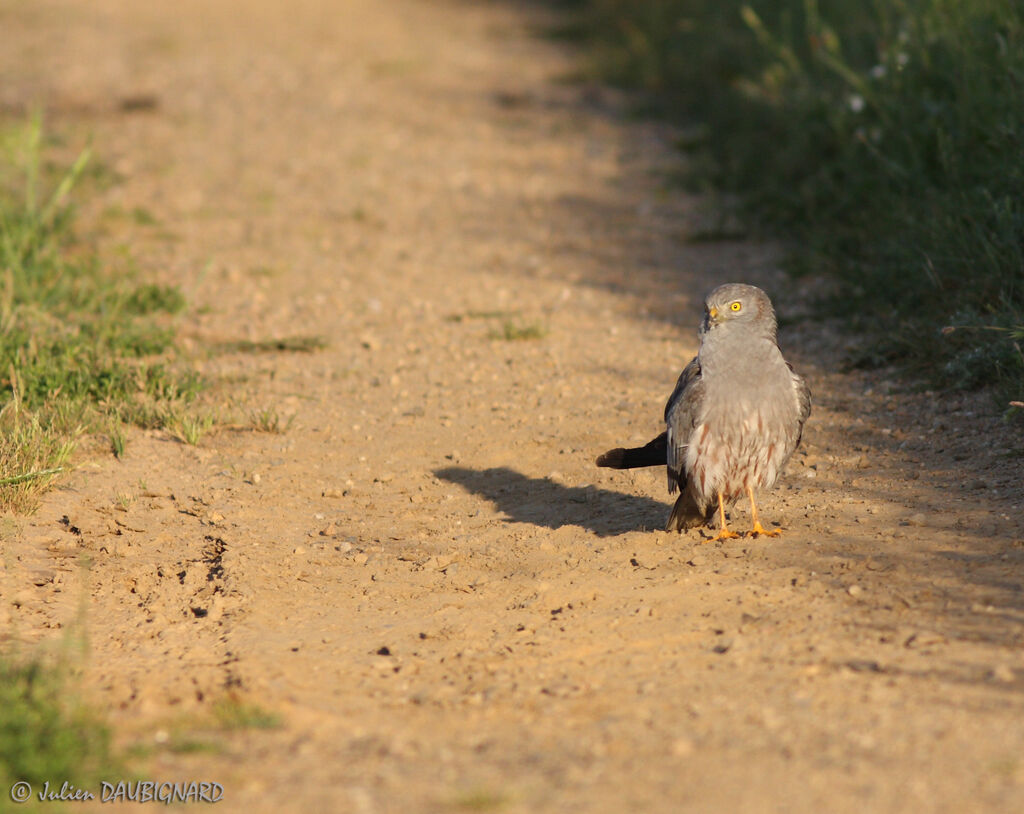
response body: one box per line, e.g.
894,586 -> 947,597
666,491 -> 713,532
595,432 -> 668,469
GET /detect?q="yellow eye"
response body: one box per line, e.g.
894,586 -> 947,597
730,301 -> 742,312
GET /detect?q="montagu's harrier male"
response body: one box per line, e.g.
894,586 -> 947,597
597,283 -> 811,540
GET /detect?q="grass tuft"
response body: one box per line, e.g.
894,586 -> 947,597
446,309 -> 520,323
0,116 -> 204,510
212,696 -> 282,731
109,421 -> 127,459
166,411 -> 215,446
249,407 -> 294,434
0,402 -> 75,513
488,320 -> 548,341
450,788 -> 509,811
214,335 -> 327,355
0,650 -> 117,794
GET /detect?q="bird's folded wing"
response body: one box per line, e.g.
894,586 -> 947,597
664,356 -> 704,492
788,362 -> 812,448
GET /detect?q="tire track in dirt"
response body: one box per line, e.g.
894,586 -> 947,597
3,1 -> 1024,812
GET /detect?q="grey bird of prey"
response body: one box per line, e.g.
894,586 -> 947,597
597,283 -> 811,540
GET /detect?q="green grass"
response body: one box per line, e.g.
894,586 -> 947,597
446,310 -> 548,341
165,410 -> 215,446
0,405 -> 75,508
164,737 -> 224,755
211,696 -> 282,731
449,788 -> 509,811
0,116 -> 203,510
101,204 -> 161,227
555,0 -> 1024,404
108,421 -> 127,459
445,309 -> 520,322
122,695 -> 280,767
0,650 -> 118,802
213,335 -> 327,354
487,320 -> 548,341
249,407 -> 294,434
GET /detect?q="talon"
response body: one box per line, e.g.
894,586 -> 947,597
702,490 -> 741,543
748,521 -> 782,538
705,528 -> 741,543
745,488 -> 781,538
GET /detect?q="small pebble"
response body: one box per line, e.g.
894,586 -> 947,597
671,738 -> 695,757
990,665 -> 1015,683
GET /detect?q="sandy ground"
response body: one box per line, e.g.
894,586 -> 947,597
3,1 -> 1024,812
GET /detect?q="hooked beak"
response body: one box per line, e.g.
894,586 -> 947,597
700,305 -> 716,333
702,306 -> 718,333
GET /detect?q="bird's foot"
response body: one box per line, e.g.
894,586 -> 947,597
703,528 -> 742,543
747,521 -> 782,538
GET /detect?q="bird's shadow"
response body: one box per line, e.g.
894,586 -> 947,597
434,466 -> 668,537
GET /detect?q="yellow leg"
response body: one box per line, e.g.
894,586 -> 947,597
747,486 -> 781,538
707,491 -> 741,543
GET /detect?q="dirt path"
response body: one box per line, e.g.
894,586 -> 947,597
4,1 -> 1024,812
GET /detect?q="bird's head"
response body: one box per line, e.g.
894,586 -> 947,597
701,283 -> 777,338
